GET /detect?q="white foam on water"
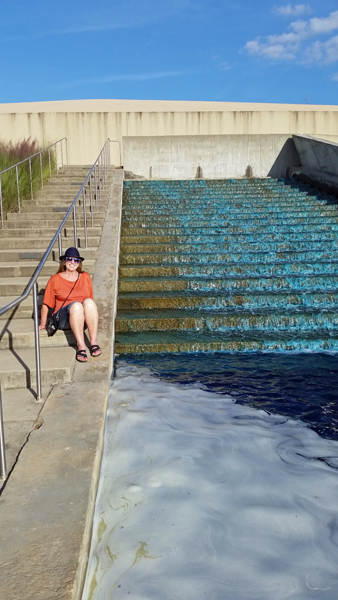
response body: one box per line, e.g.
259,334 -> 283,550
82,362 -> 338,600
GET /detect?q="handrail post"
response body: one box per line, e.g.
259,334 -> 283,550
89,173 -> 94,227
73,205 -> 78,248
58,232 -> 62,260
48,148 -> 52,180
55,144 -> 58,174
82,188 -> 88,249
0,175 -> 3,229
61,142 -> 64,169
33,282 -> 42,400
40,152 -> 43,190
16,165 -> 20,212
94,163 -> 98,212
0,382 -> 7,480
65,138 -> 69,165
29,158 -> 33,200
99,156 -> 102,202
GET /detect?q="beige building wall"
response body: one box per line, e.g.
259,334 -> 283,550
0,99 -> 338,165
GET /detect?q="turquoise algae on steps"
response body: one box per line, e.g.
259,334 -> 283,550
115,178 -> 338,354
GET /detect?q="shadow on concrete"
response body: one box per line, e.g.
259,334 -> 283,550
268,138 -> 301,178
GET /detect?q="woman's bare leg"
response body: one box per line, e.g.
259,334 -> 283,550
82,298 -> 100,352
69,302 -> 86,356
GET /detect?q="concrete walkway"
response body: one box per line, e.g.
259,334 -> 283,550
0,169 -> 123,600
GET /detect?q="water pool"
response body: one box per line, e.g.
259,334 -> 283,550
82,353 -> 338,600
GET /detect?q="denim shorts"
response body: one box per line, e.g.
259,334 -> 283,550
54,301 -> 77,330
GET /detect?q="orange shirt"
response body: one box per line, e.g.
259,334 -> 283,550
43,272 -> 94,314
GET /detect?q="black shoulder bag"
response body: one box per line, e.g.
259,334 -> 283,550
46,274 -> 80,337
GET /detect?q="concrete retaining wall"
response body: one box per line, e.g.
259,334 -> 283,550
0,100 -> 338,165
293,135 -> 338,178
123,134 -> 301,179
290,135 -> 338,193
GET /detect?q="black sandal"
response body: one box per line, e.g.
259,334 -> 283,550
76,349 -> 88,362
90,344 -> 102,357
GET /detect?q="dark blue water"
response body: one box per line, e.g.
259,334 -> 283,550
116,353 -> 338,441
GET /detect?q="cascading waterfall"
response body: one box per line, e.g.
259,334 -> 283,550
82,178 -> 338,600
115,178 -> 338,353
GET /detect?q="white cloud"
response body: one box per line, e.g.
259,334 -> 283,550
308,12 -> 338,35
332,73 -> 338,81
304,35 -> 338,64
245,39 -> 296,60
273,4 -> 311,17
245,10 -> 338,64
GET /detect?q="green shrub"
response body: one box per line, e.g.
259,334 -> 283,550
0,139 -> 55,214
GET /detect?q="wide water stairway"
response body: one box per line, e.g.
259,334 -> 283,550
115,178 -> 338,353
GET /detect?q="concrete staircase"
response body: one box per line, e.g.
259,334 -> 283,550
0,165 -> 113,392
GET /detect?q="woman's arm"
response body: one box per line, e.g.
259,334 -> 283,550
39,304 -> 49,330
87,273 -> 94,299
40,275 -> 56,329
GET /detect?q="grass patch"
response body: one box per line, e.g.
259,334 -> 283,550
0,138 -> 55,215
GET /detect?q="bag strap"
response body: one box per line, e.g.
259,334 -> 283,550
58,273 -> 81,312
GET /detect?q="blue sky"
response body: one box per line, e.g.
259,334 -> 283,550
1,0 -> 338,105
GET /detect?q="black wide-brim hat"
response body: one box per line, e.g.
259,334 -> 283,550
59,247 -> 85,261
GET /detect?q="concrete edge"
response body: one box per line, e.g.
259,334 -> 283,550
289,167 -> 338,198
72,168 -> 124,600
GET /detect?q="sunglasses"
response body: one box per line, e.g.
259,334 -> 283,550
65,257 -> 81,263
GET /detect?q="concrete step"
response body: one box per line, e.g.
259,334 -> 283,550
0,318 -> 77,350
25,194 -> 108,204
0,295 -> 43,319
58,165 -> 93,172
0,236 -> 100,249
37,179 -> 92,187
29,196 -> 108,207
44,174 -> 92,181
0,247 -> 98,263
8,208 -> 106,218
0,238 -> 57,250
0,276 -> 49,297
0,346 -> 75,389
0,260 -> 95,279
0,226 -> 102,238
3,217 -> 105,229
0,269 -> 97,296
37,189 -> 96,197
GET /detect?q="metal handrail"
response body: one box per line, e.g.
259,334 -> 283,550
0,138 -> 113,480
0,138 -> 68,229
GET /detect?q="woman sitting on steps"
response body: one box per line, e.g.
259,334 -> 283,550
39,247 -> 102,363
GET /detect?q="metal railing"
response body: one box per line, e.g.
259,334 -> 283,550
0,138 -> 114,480
0,138 -> 68,229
